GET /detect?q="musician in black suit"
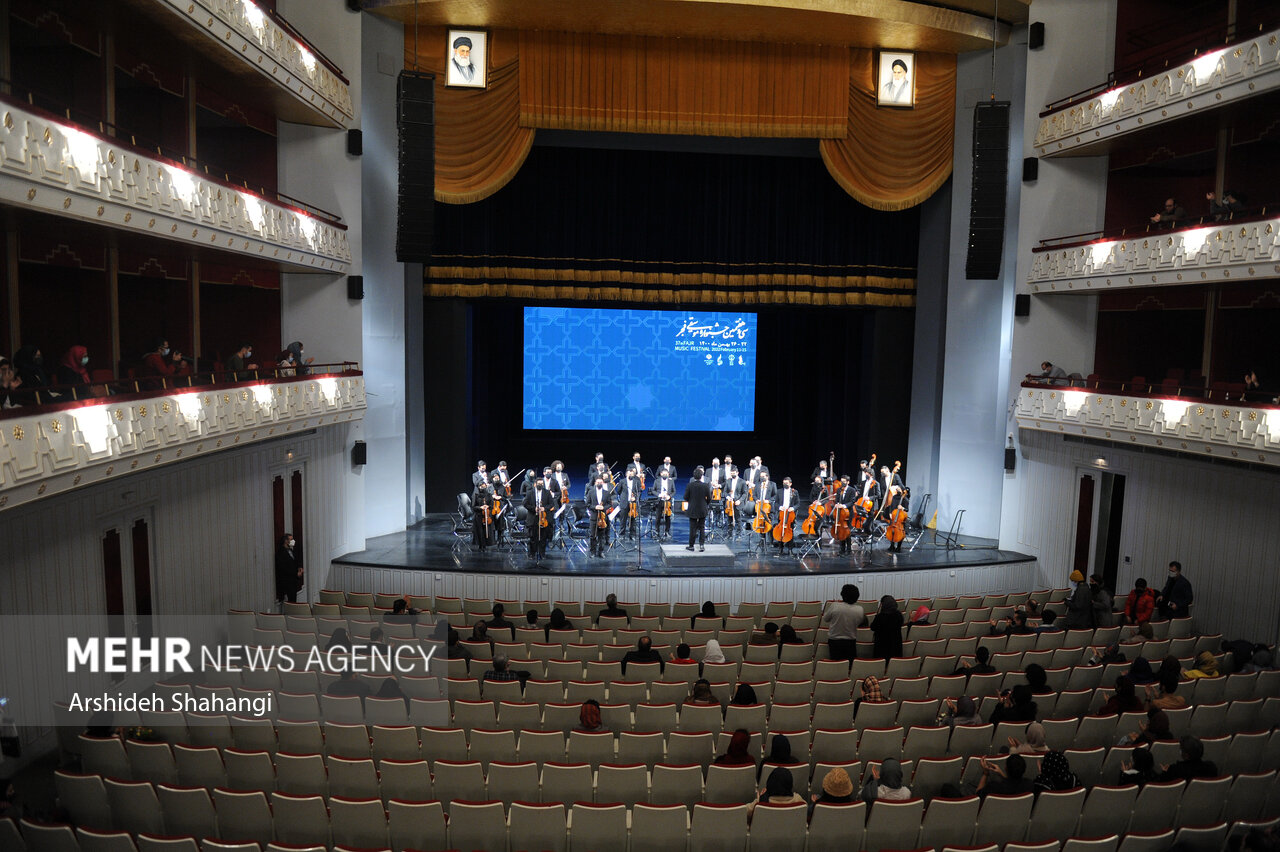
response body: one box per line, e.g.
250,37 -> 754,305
618,468 -> 642,538
773,476 -> 802,552
856,460 -> 874,491
494,461 -> 512,495
586,452 -> 605,482
472,479 -> 497,550
551,461 -> 572,535
627,452 -> 645,483
656,457 -> 677,482
539,467 -> 560,497
683,466 -> 711,551
707,458 -> 725,491
834,475 -> 858,554
808,475 -> 827,502
749,471 -> 778,531
745,457 -> 768,490
471,460 -> 489,490
723,468 -> 747,538
522,479 -> 552,562
810,459 -> 831,484
652,468 -> 678,536
586,475 -> 614,557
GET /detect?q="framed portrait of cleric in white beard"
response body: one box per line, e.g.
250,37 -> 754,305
876,50 -> 915,108
446,29 -> 488,89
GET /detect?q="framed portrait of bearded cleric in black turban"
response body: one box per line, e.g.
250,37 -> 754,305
446,29 -> 488,89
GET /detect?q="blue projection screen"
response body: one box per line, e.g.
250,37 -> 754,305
523,306 -> 757,431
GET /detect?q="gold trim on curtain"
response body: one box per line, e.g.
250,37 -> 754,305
518,31 -> 849,138
820,50 -> 956,211
408,27 -> 535,204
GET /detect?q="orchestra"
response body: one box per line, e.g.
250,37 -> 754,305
462,451 -> 915,561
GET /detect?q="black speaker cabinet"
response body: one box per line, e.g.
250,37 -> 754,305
346,0 -> 362,11
1022,157 -> 1038,182
1015,293 -> 1031,317
396,71 -> 435,264
347,128 -> 363,156
347,275 -> 364,300
1004,447 -> 1017,472
352,441 -> 367,466
965,102 -> 1011,281
1029,22 -> 1045,50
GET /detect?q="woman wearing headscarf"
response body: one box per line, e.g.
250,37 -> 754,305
713,729 -> 755,766
747,766 -> 805,822
575,699 -> 607,733
692,600 -> 723,629
325,628 -> 351,652
687,679 -> 718,706
812,767 -> 855,807
938,695 -> 983,727
1119,747 -> 1160,786
729,683 -> 758,706
989,684 -> 1038,724
854,675 -> 888,713
702,639 -> 726,665
1099,675 -> 1146,715
56,345 -> 92,390
1157,655 -> 1182,682
870,596 -> 904,661
862,758 -> 911,802
1127,709 -> 1173,746
1032,751 -> 1080,794
1128,657 -> 1157,685
758,733 -> 793,781
1182,651 -> 1220,679
283,341 -> 314,376
778,624 -> 803,647
13,345 -> 49,391
544,608 -> 570,641
1008,722 -> 1049,755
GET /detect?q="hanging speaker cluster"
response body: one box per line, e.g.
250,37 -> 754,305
965,101 -> 1011,281
396,71 -> 435,264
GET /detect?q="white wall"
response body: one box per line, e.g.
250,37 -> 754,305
1009,428 -> 1280,645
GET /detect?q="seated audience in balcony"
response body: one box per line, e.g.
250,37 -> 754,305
1144,672 -> 1186,711
137,338 -> 189,388
1157,735 -> 1218,782
13,345 -> 55,402
1206,189 -> 1243,221
812,767 -> 855,806
990,610 -> 1033,636
758,733 -> 793,781
283,340 -> 314,376
1007,722 -> 1049,755
620,635 -> 665,675
713,728 -> 755,766
1033,751 -> 1080,793
1127,708 -> 1173,747
990,684 -> 1038,724
56,345 -> 92,389
1118,746 -> 1160,786
226,341 -> 259,381
1099,675 -> 1146,715
1149,197 -> 1187,227
938,695 -> 984,727
862,758 -> 910,803
1038,361 -> 1068,385
1155,561 -> 1193,619
954,646 -> 996,679
1122,577 -> 1156,625
978,753 -> 1034,797
1181,650 -> 1220,680
1243,368 -> 1263,398
1034,610 -> 1062,633
0,357 -> 21,408
748,766 -> 805,822
326,669 -> 371,700
574,699 -> 607,733
686,678 -> 717,706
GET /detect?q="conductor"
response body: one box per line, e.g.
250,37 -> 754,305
683,466 -> 711,552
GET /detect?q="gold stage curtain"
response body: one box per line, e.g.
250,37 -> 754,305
518,31 -> 849,138
820,49 -> 956,211
408,27 -> 535,204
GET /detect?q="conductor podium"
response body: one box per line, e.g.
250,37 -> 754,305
659,543 -> 736,570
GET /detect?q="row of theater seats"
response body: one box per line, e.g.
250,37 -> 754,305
19,773 -> 1280,852
78,724 -> 1280,796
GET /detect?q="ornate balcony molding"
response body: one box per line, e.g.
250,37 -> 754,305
151,0 -> 354,127
1034,28 -> 1280,156
0,375 -> 366,513
1015,385 -> 1280,468
0,99 -> 350,272
1027,216 -> 1280,294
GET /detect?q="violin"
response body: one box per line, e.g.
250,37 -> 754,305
628,498 -> 638,519
712,485 -> 722,501
538,506 -> 549,529
773,505 -> 796,543
726,490 -> 735,519
596,506 -> 609,529
663,496 -> 673,517
752,500 -> 773,534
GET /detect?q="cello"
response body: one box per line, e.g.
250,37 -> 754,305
885,486 -> 908,545
773,503 -> 796,544
752,499 -> 773,534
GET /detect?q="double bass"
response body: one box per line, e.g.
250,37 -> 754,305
854,452 -> 878,531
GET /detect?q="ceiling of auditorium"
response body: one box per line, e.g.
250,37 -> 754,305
363,0 -> 1030,52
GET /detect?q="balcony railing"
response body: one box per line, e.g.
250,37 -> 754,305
0,366 -> 366,513
0,94 -> 351,272
1025,211 -> 1280,294
1016,380 -> 1280,468
1033,23 -> 1280,156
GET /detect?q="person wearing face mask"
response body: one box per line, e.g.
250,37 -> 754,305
284,341 -> 313,376
138,337 -> 189,390
226,341 -> 259,381
275,533 -> 302,604
13,344 -> 57,403
654,468 -> 676,538
1155,561 -> 1193,620
0,357 -> 22,408
1064,569 -> 1095,629
56,345 -> 93,393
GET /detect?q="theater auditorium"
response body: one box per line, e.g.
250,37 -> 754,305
0,0 -> 1278,850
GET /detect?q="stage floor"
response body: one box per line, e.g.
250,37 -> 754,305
333,514 -> 1036,577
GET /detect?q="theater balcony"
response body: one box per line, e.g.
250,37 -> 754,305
1026,211 -> 1279,294
1033,19 -> 1280,157
0,365 -> 365,512
0,94 -> 351,273
118,0 -> 353,128
1015,377 -> 1280,468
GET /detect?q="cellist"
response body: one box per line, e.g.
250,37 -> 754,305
773,476 -> 800,553
587,474 -> 614,557
834,474 -> 858,555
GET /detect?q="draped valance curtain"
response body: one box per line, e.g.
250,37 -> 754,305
409,28 -> 956,210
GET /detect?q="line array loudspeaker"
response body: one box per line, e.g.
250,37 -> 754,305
396,70 -> 435,264
965,101 -> 1011,281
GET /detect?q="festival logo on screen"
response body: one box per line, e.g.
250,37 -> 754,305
675,316 -> 751,368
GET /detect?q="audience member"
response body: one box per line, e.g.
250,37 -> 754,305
1065,570 -> 1094,629
56,345 -> 92,390
1033,751 -> 1080,793
1128,657 -> 1156,685
714,729 -> 755,766
748,767 -> 805,822
274,533 -> 301,604
855,675 -> 888,713
1181,651 -> 1220,680
1099,676 -> 1146,715
692,600 -> 724,629
1038,361 -> 1068,385
137,338 -> 189,387
822,583 -> 865,662
544,608 -> 570,640
620,636 -> 665,675
1157,735 -> 1218,781
0,357 -> 21,408
751,622 -> 780,645
1087,641 -> 1126,666
429,617 -> 450,642
1221,638 -> 1263,673
525,608 -> 541,627
1145,672 -> 1186,710
938,696 -> 983,727
226,341 -> 259,380
485,603 -> 517,640
1090,574 -> 1114,627
1034,610 -> 1062,633
1157,655 -> 1182,682
758,733 -> 793,781
1008,723 -> 1049,755
1128,708 -> 1173,746
729,683 -> 758,708
1149,197 -> 1187,226
1243,648 -> 1276,673
778,624 -> 803,648
812,767 -> 855,806
670,643 -> 695,664
597,593 -> 627,621
990,684 -> 1038,724
1155,561 -> 1193,619
954,646 -> 995,679
1024,663 -> 1052,695
384,598 -> 419,624
1207,189 -> 1243,221
862,758 -> 910,802
1122,578 -> 1156,625
13,345 -> 50,394
1119,747 -> 1160,786
702,639 -> 727,665
574,699 -> 607,733
1243,368 -> 1262,395
284,340 -> 314,375
990,610 -> 1032,636
870,596 -> 904,661
978,753 -> 1034,797
376,677 -> 408,709
446,628 -> 471,668
325,628 -> 351,652
469,622 -> 494,652
687,679 -> 718,706
326,669 -> 371,700
483,654 -> 522,685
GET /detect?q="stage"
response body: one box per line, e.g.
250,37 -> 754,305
331,513 -> 1036,578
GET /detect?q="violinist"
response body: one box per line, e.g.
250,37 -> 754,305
489,474 -> 510,543
654,468 -> 677,537
471,459 -> 489,490
586,452 -> 605,482
516,470 -> 537,524
587,475 -> 614,557
552,460 -> 572,536
472,477 -> 496,551
773,476 -> 800,553
540,466 -> 560,498
495,460 -> 512,495
627,452 -> 646,489
707,458 -> 725,492
722,467 -> 747,538
656,456 -> 677,482
619,468 -> 642,538
522,478 -> 552,563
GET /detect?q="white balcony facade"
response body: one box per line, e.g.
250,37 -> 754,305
1015,385 -> 1280,468
0,374 -> 366,513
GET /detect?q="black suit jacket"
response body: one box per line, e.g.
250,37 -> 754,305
724,478 -> 747,504
652,477 -> 678,502
752,481 -> 778,505
585,486 -> 615,513
618,477 -> 643,504
683,479 -> 711,520
523,487 -> 553,517
471,470 -> 489,489
657,464 -> 677,481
